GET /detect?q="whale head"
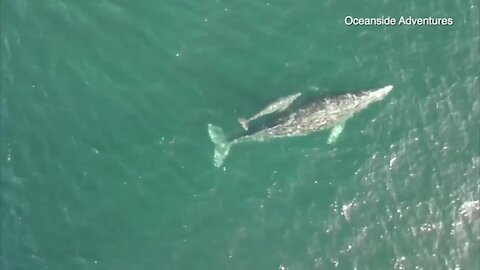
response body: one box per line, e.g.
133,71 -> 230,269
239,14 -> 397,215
370,85 -> 393,101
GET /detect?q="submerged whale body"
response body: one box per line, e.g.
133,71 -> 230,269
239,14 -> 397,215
208,85 -> 393,167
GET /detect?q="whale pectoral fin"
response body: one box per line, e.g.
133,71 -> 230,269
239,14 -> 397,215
327,123 -> 345,144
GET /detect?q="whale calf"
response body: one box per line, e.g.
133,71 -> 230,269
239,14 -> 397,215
238,92 -> 302,131
208,85 -> 393,167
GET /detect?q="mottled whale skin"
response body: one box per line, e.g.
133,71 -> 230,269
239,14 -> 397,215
208,85 -> 393,167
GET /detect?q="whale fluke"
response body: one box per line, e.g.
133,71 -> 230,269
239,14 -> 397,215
208,124 -> 233,167
238,118 -> 249,131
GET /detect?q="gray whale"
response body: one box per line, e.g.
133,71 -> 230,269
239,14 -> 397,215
208,85 -> 393,167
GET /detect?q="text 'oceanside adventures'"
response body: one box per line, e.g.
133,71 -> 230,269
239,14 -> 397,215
344,16 -> 454,26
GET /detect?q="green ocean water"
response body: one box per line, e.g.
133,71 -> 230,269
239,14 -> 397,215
1,0 -> 479,269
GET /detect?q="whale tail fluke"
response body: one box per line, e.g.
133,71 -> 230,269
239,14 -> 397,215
238,118 -> 249,131
208,124 -> 233,167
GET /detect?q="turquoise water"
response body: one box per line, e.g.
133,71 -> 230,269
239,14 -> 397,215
1,0 -> 479,269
